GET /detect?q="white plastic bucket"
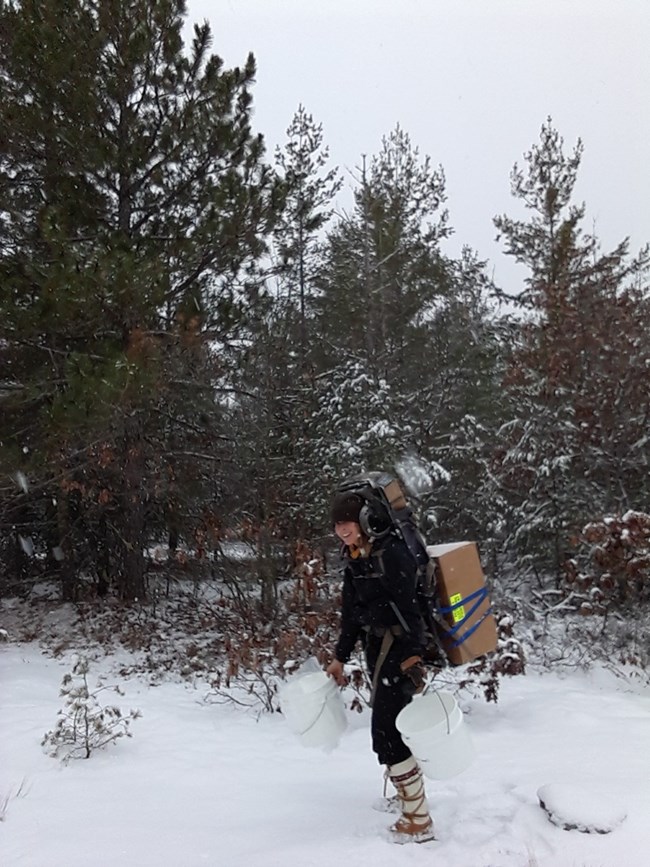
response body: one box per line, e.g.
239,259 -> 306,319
396,691 -> 476,780
280,672 -> 347,749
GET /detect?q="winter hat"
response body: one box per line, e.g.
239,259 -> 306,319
330,492 -> 364,525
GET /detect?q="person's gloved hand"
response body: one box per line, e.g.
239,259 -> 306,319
326,658 -> 347,686
400,655 -> 426,696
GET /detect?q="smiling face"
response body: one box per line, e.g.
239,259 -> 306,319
334,520 -> 362,548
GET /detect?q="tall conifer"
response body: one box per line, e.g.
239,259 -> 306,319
0,0 -> 283,598
493,119 -> 650,581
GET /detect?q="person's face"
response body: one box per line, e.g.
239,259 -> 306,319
334,521 -> 362,547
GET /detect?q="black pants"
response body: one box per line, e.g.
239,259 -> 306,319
366,635 -> 413,767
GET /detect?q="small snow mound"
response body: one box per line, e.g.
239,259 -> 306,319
537,783 -> 627,834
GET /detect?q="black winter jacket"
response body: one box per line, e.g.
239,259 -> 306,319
334,531 -> 425,664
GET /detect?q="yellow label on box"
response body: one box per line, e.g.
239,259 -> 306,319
449,593 -> 465,623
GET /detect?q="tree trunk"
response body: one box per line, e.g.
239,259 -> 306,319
57,494 -> 78,602
117,418 -> 147,600
258,525 -> 277,617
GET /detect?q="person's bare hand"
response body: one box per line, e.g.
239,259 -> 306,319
326,659 -> 347,686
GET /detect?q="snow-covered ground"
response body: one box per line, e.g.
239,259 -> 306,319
2,643 -> 649,867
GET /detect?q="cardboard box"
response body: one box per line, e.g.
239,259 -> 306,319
426,541 -> 498,665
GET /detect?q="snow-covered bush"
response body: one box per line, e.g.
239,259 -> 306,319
42,657 -> 141,761
564,511 -> 650,613
456,613 -> 526,703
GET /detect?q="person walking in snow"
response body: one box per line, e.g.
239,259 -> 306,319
325,488 -> 435,843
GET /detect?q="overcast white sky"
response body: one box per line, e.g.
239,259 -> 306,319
187,0 -> 649,291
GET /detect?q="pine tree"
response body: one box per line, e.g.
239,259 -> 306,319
0,0 -> 283,599
421,248 -> 506,545
308,126 -> 451,497
315,125 -> 450,382
221,108 -> 342,608
272,104 -> 342,368
493,119 -> 650,582
308,127 -> 504,543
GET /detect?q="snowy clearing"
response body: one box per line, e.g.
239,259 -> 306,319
2,644 -> 649,867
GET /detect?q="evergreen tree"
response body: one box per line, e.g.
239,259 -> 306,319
0,0 -> 283,598
493,119 -> 650,582
315,125 -> 450,382
222,108 -> 342,607
309,127 -> 502,546
309,126 -> 451,496
267,105 -> 342,540
272,104 -> 342,367
421,248 -> 506,545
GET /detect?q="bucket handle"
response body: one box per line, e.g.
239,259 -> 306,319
420,686 -> 452,736
295,694 -> 329,738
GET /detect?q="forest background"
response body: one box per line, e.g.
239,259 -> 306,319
1,0 -> 649,696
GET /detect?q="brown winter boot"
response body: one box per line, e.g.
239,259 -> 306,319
387,756 -> 435,844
